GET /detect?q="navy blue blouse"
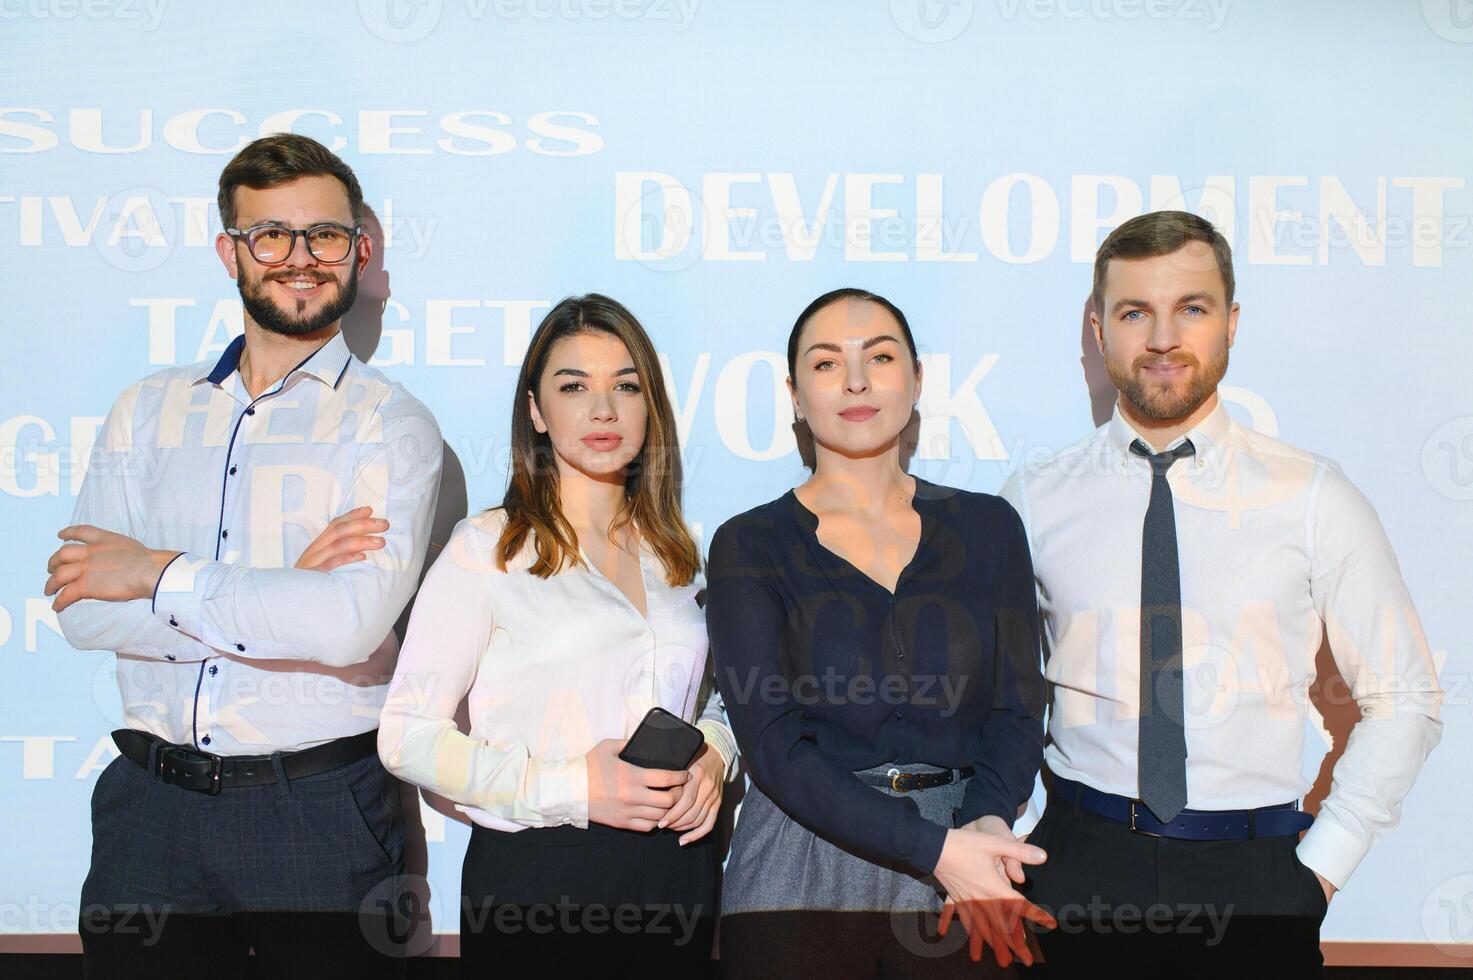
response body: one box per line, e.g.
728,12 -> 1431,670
705,477 -> 1045,877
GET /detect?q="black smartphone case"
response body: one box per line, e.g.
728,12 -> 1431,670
618,706 -> 705,770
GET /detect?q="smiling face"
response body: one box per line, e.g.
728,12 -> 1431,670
528,330 -> 649,483
1091,241 -> 1239,422
788,298 -> 922,462
215,174 -> 368,337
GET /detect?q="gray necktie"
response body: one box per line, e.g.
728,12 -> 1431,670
1129,437 -> 1195,823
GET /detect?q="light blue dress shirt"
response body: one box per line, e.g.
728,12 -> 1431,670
58,329 -> 444,754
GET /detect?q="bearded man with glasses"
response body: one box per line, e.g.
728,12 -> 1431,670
45,133 -> 443,979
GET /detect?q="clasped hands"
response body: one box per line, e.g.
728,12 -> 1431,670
933,815 -> 1056,968
585,738 -> 724,845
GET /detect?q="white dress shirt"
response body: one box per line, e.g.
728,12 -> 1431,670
378,508 -> 738,832
1000,397 -> 1443,890
58,330 -> 444,754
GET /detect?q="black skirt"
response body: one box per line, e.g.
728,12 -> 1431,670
459,820 -> 717,976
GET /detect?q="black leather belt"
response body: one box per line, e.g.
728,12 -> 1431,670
1049,773 -> 1313,840
856,765 -> 975,793
112,728 -> 379,795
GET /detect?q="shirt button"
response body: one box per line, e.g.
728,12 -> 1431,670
169,617 -> 178,627
245,407 -> 256,416
236,643 -> 246,652
165,654 -> 176,662
221,529 -> 228,539
893,710 -> 904,720
208,665 -> 218,676
229,465 -> 237,476
201,735 -> 211,746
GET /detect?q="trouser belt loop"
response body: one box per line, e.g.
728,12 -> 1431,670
270,751 -> 291,796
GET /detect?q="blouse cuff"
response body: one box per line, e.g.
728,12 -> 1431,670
530,754 -> 590,829
695,720 -> 740,782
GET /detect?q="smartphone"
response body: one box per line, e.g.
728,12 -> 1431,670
618,706 -> 705,771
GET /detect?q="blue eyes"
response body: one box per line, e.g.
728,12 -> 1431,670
1121,307 -> 1206,322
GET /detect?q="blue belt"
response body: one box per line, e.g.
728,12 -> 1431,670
1049,774 -> 1313,840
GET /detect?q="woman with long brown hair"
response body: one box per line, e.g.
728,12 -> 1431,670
378,294 -> 735,975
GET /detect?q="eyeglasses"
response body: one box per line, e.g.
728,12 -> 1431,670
226,222 -> 361,265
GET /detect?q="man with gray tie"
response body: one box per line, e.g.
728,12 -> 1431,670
43,134 -> 443,978
1000,211 -> 1442,974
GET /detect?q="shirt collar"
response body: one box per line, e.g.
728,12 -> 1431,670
1106,394 -> 1232,467
193,330 -> 354,391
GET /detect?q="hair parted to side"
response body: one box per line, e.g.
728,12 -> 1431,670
1091,210 -> 1235,315
494,294 -> 699,586
217,133 -> 365,231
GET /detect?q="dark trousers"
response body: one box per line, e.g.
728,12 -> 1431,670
459,820 -> 717,977
1018,794 -> 1328,977
80,751 -> 407,980
718,910 -> 1018,979
80,910 -> 404,980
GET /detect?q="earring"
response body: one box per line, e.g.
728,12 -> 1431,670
795,412 -> 806,423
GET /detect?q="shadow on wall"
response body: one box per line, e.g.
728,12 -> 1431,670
1305,636 -> 1359,818
1079,295 -> 1117,428
342,204 -> 471,948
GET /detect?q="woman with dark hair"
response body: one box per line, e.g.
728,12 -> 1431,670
707,288 -> 1053,977
378,294 -> 736,976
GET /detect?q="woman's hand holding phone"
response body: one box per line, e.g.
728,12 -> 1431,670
658,743 -> 725,846
585,738 -> 690,832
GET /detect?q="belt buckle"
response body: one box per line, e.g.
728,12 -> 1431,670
888,768 -> 915,793
1128,800 -> 1163,838
159,746 -> 223,795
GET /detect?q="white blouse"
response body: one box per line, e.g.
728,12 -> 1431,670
378,507 -> 738,832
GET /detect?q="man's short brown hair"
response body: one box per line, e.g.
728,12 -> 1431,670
1092,210 -> 1234,315
217,133 -> 364,231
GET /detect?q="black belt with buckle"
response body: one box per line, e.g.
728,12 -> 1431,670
112,728 -> 379,795
1049,773 -> 1313,840
856,765 -> 975,793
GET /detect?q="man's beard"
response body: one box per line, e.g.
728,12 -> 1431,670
1107,344 -> 1229,422
237,260 -> 359,338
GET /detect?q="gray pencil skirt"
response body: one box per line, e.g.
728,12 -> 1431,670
721,762 -> 968,916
